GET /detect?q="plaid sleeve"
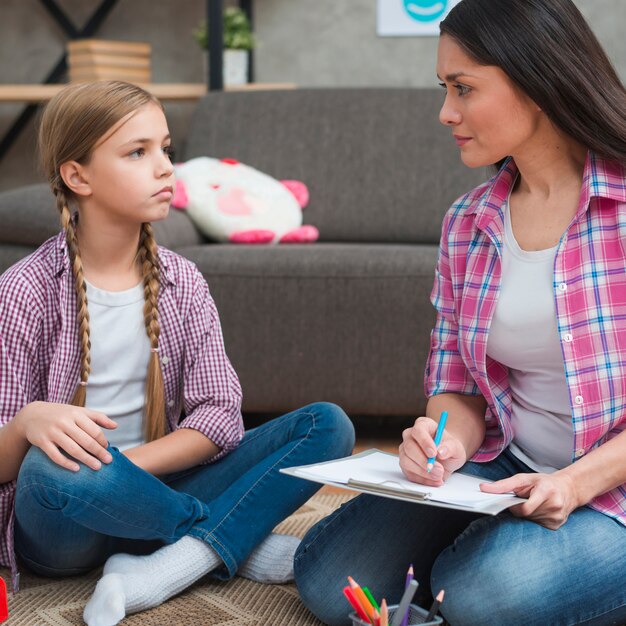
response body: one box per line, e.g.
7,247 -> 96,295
0,272 -> 42,581
424,210 -> 480,398
0,273 -> 42,426
178,273 -> 244,459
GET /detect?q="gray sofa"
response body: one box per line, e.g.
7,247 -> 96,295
0,88 -> 485,420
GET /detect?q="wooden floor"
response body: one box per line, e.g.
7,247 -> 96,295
353,437 -> 399,455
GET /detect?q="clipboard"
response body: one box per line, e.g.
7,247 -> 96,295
281,449 -> 526,515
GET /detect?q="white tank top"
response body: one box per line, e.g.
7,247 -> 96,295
84,279 -> 149,451
486,201 -> 573,472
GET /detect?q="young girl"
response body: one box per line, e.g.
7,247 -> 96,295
0,80 -> 355,626
294,1 -> 626,625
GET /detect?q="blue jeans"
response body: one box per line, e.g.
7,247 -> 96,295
294,449 -> 626,626
14,402 -> 355,581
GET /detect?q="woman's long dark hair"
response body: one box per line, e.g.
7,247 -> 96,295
441,0 -> 626,165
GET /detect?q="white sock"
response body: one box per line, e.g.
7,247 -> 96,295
237,533 -> 301,584
83,535 -> 221,626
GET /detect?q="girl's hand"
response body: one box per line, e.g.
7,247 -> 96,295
399,416 -> 467,487
15,401 -> 117,472
480,472 -> 580,530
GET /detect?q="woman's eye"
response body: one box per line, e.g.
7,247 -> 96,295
163,145 -> 175,161
129,148 -> 145,158
438,81 -> 447,90
454,84 -> 471,97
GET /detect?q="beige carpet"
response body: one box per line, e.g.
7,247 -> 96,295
1,492 -> 354,626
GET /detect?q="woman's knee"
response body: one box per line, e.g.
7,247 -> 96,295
295,534 -> 352,626
294,495 -> 391,626
304,401 -> 355,458
295,572 -> 351,625
430,517 -> 543,625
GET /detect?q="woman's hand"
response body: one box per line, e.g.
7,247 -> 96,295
14,401 -> 117,472
399,416 -> 467,487
480,471 -> 580,530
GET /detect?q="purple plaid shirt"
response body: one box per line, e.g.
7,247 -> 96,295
425,152 -> 626,526
0,232 -> 244,590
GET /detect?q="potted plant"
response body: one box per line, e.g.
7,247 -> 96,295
194,7 -> 254,86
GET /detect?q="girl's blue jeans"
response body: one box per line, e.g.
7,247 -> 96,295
294,448 -> 626,626
14,402 -> 355,581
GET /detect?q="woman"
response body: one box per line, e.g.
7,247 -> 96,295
293,1 -> 626,624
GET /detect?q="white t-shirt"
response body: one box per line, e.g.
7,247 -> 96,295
486,201 -> 573,472
84,280 -> 149,451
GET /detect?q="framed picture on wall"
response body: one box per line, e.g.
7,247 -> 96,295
377,0 -> 462,36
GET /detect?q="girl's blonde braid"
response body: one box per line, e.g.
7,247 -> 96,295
56,187 -> 91,406
139,222 -> 167,442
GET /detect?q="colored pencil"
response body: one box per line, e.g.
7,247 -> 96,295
363,586 -> 381,612
380,599 -> 389,626
425,589 -> 445,622
426,410 -> 448,473
343,585 -> 371,623
390,579 -> 419,626
371,607 -> 380,626
348,577 -> 377,624
400,565 -> 414,626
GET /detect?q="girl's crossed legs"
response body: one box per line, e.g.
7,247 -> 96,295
14,402 -> 355,619
294,449 -> 626,626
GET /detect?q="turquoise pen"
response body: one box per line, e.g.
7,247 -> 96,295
426,410 -> 448,473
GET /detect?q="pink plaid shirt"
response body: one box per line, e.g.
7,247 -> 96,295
0,232 -> 244,590
425,152 -> 626,526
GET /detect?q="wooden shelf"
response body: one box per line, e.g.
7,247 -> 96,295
0,82 -> 296,103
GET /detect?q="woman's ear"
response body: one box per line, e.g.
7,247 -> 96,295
59,161 -> 92,197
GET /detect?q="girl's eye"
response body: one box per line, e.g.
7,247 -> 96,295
163,145 -> 175,161
129,148 -> 145,158
438,81 -> 447,90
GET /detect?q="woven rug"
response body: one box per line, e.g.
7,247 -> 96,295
1,492 -> 354,626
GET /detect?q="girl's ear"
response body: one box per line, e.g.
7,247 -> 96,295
60,161 -> 92,197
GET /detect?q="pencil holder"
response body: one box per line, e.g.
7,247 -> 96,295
350,602 -> 444,626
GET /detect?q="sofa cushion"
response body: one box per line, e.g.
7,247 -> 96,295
177,242 -> 438,416
0,184 -> 59,245
0,244 -> 37,275
184,88 -> 487,245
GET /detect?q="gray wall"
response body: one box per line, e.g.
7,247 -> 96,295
254,0 -> 626,87
0,0 -> 624,191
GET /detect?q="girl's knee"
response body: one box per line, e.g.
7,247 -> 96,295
18,444 -> 122,496
18,446 -> 66,487
306,402 -> 355,457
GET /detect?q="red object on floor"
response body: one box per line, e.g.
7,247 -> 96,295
0,576 -> 7,623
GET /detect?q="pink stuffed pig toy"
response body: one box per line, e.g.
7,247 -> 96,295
172,157 -> 318,244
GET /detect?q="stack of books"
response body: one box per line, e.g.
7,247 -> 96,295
67,39 -> 151,83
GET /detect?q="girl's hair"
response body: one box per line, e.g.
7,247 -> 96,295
39,81 -> 167,442
441,0 -> 626,165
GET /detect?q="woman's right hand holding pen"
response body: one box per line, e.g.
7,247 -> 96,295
399,416 -> 467,487
14,401 -> 117,472
400,393 -> 488,486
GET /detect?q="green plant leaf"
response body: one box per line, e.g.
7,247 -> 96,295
193,7 -> 254,50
